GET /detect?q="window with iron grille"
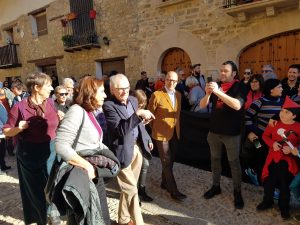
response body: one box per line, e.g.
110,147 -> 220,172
67,0 -> 96,46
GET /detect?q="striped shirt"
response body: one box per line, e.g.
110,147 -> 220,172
245,96 -> 284,136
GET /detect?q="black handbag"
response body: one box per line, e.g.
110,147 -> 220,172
45,109 -> 85,203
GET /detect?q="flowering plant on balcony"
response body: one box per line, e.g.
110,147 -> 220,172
66,12 -> 77,21
62,35 -> 74,47
89,9 -> 96,19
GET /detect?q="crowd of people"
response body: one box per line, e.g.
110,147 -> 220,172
0,60 -> 299,225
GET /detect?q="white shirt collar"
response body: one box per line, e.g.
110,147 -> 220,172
164,86 -> 175,95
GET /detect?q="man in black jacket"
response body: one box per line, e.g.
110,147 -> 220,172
200,61 -> 247,210
103,74 -> 154,225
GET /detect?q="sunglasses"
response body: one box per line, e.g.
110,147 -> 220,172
58,93 -> 68,96
244,72 -> 251,75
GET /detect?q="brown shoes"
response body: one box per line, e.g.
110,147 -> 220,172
118,220 -> 134,225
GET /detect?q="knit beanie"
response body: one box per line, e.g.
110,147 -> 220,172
263,78 -> 280,97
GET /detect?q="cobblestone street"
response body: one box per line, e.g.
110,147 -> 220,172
0,155 -> 299,225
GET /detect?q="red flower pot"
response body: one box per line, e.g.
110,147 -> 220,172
89,9 -> 96,19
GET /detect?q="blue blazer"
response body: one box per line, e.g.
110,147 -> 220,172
103,96 -> 152,168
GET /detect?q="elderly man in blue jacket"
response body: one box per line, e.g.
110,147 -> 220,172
103,74 -> 155,225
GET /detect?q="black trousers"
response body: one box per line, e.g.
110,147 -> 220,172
0,138 -> 6,169
155,132 -> 179,195
17,141 -> 50,225
263,160 -> 293,213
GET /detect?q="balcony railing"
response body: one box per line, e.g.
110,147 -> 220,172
223,0 -> 299,21
62,11 -> 100,52
0,44 -> 21,69
223,0 -> 259,8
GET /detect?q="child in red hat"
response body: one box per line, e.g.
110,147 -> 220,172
256,96 -> 300,219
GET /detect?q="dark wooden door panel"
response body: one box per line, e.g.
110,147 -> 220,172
239,30 -> 300,80
161,48 -> 192,78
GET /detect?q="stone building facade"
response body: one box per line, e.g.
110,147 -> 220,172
0,0 -> 299,85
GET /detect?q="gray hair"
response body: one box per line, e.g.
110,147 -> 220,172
175,67 -> 184,74
62,78 -> 74,87
185,75 -> 199,87
110,74 -> 129,88
26,72 -> 52,92
262,64 -> 275,71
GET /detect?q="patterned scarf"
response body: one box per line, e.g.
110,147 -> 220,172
28,97 -> 47,117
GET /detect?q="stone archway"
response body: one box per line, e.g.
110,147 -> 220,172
216,10 -> 300,73
144,24 -> 207,77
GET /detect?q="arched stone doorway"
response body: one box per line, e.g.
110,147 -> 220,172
143,25 -> 207,78
239,30 -> 300,80
161,48 -> 191,77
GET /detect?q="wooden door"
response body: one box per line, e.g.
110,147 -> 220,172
239,30 -> 300,80
102,59 -> 125,75
161,48 -> 192,78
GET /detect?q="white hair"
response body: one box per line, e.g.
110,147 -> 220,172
110,74 -> 129,88
185,76 -> 199,87
62,78 -> 74,86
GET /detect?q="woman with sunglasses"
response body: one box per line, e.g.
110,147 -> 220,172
241,68 -> 252,85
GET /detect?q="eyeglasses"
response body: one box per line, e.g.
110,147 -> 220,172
244,72 -> 251,75
262,70 -> 272,73
166,79 -> 178,83
115,86 -> 130,92
58,93 -> 68,96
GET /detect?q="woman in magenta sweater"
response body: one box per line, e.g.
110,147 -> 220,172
3,72 -> 59,225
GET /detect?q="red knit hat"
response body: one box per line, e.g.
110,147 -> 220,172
282,96 -> 300,115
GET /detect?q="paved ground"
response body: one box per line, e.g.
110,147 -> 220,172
1,155 -> 300,225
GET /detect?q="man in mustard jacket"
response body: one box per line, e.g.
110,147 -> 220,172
148,71 -> 187,202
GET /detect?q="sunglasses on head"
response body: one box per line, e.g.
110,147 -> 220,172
58,93 -> 68,96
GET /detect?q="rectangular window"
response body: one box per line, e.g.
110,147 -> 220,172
101,59 -> 125,76
35,12 -> 48,36
4,27 -> 14,43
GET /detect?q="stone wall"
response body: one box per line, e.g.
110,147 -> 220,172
0,0 -> 141,86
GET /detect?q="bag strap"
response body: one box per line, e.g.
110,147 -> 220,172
55,107 -> 85,163
72,107 -> 85,150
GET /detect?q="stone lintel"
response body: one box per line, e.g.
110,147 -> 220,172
27,55 -> 63,66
